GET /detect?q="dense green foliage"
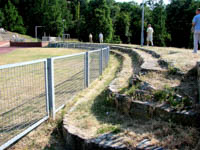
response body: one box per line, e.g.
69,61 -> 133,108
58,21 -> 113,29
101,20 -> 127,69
2,0 -> 26,34
0,9 -> 4,27
0,0 -> 200,47
114,12 -> 131,43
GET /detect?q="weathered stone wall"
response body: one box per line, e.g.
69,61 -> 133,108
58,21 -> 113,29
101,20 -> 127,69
108,46 -> 200,127
110,92 -> 200,127
63,119 -> 128,150
62,46 -> 200,150
62,49 -> 164,150
62,50 -> 130,150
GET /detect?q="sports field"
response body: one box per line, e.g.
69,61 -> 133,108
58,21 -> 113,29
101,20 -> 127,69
0,47 -> 86,65
0,47 -> 86,148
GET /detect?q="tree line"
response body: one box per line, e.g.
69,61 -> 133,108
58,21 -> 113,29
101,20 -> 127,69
0,0 -> 200,48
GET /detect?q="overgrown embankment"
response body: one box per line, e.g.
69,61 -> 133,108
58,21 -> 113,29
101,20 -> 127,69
62,48 -> 200,150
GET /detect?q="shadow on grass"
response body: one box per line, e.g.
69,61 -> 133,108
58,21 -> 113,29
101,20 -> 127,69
165,66 -> 198,103
90,88 -> 199,149
43,120 -> 67,150
90,89 -> 148,133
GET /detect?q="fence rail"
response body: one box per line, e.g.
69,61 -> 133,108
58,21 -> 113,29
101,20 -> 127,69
0,43 -> 110,150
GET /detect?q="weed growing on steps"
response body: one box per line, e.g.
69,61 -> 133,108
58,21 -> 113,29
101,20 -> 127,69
122,82 -> 192,109
153,86 -> 192,109
167,65 -> 180,75
124,83 -> 140,96
96,125 -> 121,135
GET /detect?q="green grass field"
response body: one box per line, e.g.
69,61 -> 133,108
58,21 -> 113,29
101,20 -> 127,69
0,48 -> 85,65
0,47 -> 86,148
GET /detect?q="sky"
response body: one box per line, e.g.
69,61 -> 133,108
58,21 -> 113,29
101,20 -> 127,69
115,0 -> 170,4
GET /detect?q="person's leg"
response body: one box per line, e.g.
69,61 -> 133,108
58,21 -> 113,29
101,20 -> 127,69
198,33 -> 200,49
198,34 -> 200,45
151,38 -> 154,46
194,33 -> 198,53
151,40 -> 154,46
147,38 -> 149,46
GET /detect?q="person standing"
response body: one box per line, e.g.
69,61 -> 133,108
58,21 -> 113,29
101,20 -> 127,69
146,24 -> 154,46
99,33 -> 103,43
89,33 -> 93,43
192,8 -> 200,53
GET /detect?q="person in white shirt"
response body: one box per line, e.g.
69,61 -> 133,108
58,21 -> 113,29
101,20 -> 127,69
146,24 -> 154,46
99,33 -> 103,43
89,33 -> 93,43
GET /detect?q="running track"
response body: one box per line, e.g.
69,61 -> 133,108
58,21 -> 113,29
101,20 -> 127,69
0,41 -> 19,54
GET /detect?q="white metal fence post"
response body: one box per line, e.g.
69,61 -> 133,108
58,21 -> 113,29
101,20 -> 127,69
47,58 -> 56,120
85,52 -> 90,87
106,47 -> 110,67
100,49 -> 103,75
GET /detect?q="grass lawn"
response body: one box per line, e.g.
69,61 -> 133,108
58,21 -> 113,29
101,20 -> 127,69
6,54 -> 119,150
64,50 -> 200,150
121,44 -> 200,73
113,44 -> 199,102
0,47 -> 86,148
0,48 -> 85,65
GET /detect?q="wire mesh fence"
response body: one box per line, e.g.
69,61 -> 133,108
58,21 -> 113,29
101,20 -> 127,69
0,43 -> 110,150
89,50 -> 101,83
102,48 -> 109,70
0,60 -> 49,150
53,54 -> 85,112
48,42 -> 108,50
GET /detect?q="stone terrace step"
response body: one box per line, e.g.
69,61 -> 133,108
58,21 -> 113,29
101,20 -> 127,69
109,50 -> 134,93
136,139 -> 164,150
132,48 -> 166,72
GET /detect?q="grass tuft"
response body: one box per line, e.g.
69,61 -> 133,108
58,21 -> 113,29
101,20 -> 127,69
96,126 -> 121,135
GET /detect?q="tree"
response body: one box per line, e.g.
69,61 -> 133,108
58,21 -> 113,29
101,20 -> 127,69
129,3 -> 143,44
59,0 -> 73,32
86,0 -> 113,42
151,0 -> 170,46
114,12 -> 131,43
3,0 -> 26,34
40,0 -> 63,36
166,0 -> 200,48
0,9 -> 4,27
